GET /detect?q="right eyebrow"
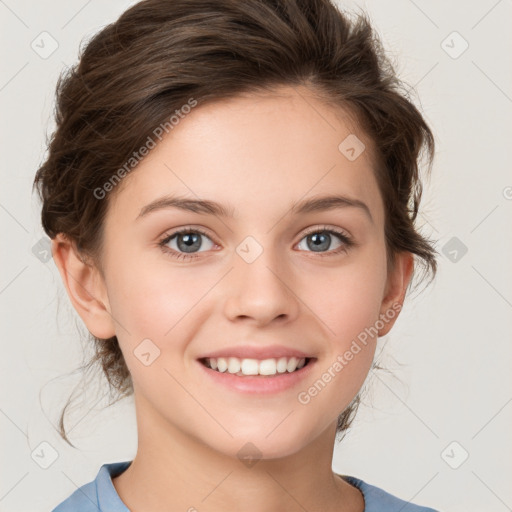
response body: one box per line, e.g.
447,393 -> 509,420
136,195 -> 235,220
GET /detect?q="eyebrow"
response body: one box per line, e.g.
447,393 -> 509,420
136,194 -> 373,223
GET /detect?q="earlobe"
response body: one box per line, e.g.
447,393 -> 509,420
51,234 -> 116,339
378,252 -> 414,337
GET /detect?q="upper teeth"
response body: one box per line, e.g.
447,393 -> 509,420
206,356 -> 307,376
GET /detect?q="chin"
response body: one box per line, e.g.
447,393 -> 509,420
209,422 -> 314,461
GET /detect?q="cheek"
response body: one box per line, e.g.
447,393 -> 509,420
304,248 -> 387,346
299,246 -> 387,397
105,257 -> 205,349
104,261 -> 208,373
105,263 -> 207,395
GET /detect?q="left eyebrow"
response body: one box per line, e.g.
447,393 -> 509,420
290,194 -> 373,224
136,193 -> 373,224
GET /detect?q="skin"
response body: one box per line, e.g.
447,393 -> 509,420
52,85 -> 413,512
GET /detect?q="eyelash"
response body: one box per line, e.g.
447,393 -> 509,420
158,225 -> 354,261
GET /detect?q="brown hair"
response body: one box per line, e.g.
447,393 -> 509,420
33,0 -> 437,446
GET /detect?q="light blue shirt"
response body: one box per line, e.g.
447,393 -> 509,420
51,461 -> 440,511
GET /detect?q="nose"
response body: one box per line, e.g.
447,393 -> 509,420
222,247 -> 300,327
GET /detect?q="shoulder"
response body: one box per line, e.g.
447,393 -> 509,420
340,475 -> 441,512
51,480 -> 98,512
51,461 -> 132,512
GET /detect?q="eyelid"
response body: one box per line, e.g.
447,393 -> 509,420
159,225 -> 218,244
299,224 -> 352,240
159,224 -> 352,246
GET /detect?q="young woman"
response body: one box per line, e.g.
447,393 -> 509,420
34,0 -> 439,510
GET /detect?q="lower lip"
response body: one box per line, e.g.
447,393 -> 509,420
196,358 -> 317,394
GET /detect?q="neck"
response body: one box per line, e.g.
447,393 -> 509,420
112,392 -> 363,512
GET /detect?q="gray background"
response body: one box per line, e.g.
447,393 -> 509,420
1,0 -> 511,510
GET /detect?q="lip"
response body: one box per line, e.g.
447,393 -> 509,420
196,357 -> 317,394
197,344 -> 314,360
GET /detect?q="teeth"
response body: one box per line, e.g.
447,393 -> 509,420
217,358 -> 228,372
204,356 -> 308,376
228,357 -> 241,373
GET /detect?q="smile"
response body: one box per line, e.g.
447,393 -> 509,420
197,356 -> 317,394
200,356 -> 313,376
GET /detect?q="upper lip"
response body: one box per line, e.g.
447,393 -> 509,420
198,345 -> 314,360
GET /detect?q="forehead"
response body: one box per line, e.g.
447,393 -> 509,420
107,85 -> 384,226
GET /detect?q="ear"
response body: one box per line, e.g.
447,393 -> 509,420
378,251 -> 414,337
51,233 -> 116,339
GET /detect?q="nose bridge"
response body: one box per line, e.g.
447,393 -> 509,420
223,235 -> 299,324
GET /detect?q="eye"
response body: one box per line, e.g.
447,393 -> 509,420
296,226 -> 354,257
158,227 -> 216,261
158,225 -> 354,262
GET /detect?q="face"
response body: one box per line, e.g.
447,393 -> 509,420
55,85 -> 411,460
